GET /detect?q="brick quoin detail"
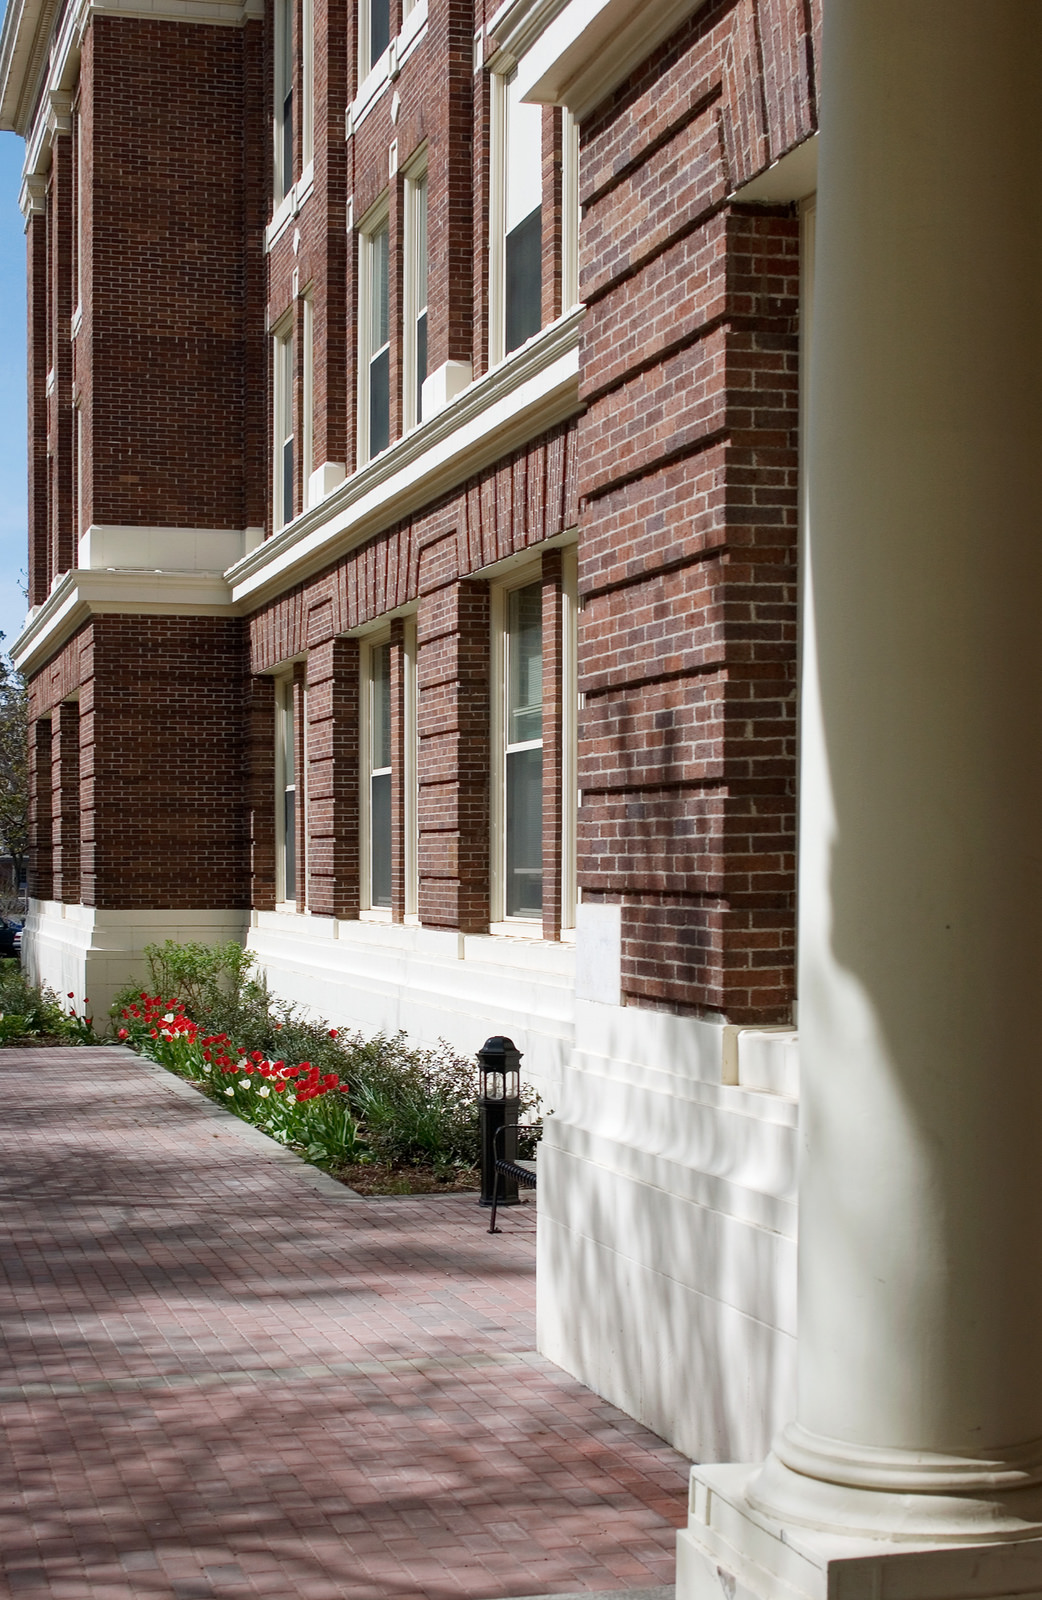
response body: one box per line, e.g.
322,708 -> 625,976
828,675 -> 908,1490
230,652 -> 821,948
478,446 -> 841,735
28,716 -> 53,901
305,635 -> 360,920
574,0 -> 812,1024
51,701 -> 81,905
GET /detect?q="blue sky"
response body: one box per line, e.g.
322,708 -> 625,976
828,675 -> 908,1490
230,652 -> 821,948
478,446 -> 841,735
0,132 -> 28,656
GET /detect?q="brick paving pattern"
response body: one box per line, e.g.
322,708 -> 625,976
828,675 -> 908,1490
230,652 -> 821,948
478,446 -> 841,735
0,1047 -> 688,1599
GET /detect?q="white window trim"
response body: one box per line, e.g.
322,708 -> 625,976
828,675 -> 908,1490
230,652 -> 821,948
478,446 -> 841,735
275,674 -> 299,910
272,314 -> 295,532
488,65 -> 548,368
359,625 -> 417,918
490,562 -> 544,931
488,69 -> 510,368
356,198 -> 390,468
403,152 -> 428,432
357,0 -> 390,90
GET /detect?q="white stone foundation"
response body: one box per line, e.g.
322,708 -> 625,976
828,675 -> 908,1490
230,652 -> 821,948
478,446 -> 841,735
22,900 -> 249,1022
537,1000 -> 798,1465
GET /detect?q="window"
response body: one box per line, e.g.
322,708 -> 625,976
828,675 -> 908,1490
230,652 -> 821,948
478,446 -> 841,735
491,556 -> 578,934
274,0 -> 294,202
368,640 -> 392,909
277,678 -> 297,905
359,211 -> 390,463
273,322 -> 294,530
499,579 -> 544,920
361,625 -> 418,917
404,164 -> 428,428
492,69 -> 543,362
360,0 -> 390,75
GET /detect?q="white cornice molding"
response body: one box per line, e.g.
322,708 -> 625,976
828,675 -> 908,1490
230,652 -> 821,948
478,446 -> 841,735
4,0 -> 259,144
0,0 -> 60,136
18,169 -> 46,218
13,314 -> 583,675
489,0 -> 707,119
12,569 -> 235,677
226,306 -> 584,610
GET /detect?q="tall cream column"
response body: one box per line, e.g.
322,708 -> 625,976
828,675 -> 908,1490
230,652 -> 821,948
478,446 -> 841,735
679,3 -> 1042,1596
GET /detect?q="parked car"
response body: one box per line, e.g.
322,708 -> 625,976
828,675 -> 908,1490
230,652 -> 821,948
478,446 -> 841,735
0,918 -> 23,959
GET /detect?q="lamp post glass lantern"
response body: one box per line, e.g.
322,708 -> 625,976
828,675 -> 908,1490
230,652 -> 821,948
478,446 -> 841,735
477,1035 -> 521,1207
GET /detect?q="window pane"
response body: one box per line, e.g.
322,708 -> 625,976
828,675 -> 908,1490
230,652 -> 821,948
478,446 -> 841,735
416,309 -> 427,404
371,643 -> 391,770
281,90 -> 293,194
507,582 -> 542,745
371,770 -> 391,907
505,207 -> 541,353
415,175 -> 428,308
506,746 -> 542,917
505,72 -> 543,232
370,226 -> 389,349
369,345 -> 389,458
370,0 -> 389,66
282,435 -> 294,526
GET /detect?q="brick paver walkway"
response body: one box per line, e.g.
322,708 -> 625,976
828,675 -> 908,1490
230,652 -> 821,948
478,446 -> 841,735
0,1046 -> 688,1600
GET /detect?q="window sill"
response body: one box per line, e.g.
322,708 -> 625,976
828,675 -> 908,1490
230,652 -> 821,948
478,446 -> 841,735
489,919 -> 545,940
265,162 -> 315,253
359,907 -> 393,923
348,0 -> 428,138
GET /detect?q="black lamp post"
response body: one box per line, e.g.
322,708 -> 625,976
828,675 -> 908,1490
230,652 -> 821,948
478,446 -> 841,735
477,1035 -> 521,1208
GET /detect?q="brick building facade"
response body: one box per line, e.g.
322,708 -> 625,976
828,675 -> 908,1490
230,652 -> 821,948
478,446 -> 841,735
2,0 -> 818,1479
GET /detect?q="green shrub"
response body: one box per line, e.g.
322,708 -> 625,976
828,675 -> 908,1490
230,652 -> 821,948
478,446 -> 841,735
113,939 -> 541,1174
0,961 -> 97,1044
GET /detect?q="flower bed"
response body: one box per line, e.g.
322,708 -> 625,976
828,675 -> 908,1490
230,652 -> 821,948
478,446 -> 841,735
112,941 -> 539,1192
117,994 -> 370,1169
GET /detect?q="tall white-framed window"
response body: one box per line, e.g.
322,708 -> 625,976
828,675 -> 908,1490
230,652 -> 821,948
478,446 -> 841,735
276,676 -> 298,906
274,0 -> 294,203
561,108 -> 580,312
403,159 -> 428,429
366,636 -> 393,912
490,68 -> 543,364
358,205 -> 390,464
301,292 -> 314,495
360,623 -> 418,916
359,0 -> 390,77
492,573 -> 544,924
273,318 -> 294,530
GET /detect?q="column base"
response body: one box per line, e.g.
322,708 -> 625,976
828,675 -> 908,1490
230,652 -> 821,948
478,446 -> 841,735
677,1465 -> 1042,1600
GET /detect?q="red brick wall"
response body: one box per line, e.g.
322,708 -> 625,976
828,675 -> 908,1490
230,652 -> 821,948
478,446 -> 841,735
30,617 -> 250,910
80,15 -> 265,536
304,635 -> 360,918
248,423 -> 578,931
51,701 -> 81,904
574,0 -> 814,1022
